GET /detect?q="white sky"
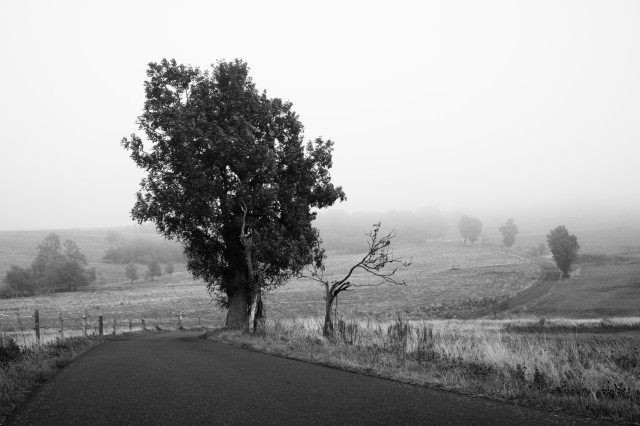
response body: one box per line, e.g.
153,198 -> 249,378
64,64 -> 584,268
1,0 -> 639,231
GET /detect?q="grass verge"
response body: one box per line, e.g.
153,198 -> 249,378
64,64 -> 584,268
0,335 -> 104,423
206,317 -> 640,424
0,330 -> 160,424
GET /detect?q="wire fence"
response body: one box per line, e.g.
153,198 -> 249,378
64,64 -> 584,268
0,308 -> 224,347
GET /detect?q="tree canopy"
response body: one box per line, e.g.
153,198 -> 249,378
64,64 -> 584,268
3,233 -> 95,296
498,218 -> 519,247
457,215 -> 483,244
122,59 -> 345,329
546,225 -> 580,278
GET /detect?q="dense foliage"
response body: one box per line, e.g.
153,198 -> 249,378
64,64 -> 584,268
122,59 -> 344,329
547,225 -> 580,278
457,215 -> 483,244
498,218 -> 519,247
2,234 -> 95,296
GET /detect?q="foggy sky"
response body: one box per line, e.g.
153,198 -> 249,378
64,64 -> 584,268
1,1 -> 639,231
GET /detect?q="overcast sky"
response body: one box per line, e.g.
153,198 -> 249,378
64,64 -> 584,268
1,0 -> 639,231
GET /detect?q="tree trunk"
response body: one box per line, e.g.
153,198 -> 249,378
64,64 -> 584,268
249,293 -> 263,332
323,285 -> 335,337
225,258 -> 249,330
226,285 -> 249,330
248,290 -> 262,332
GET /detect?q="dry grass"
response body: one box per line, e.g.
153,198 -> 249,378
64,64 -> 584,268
513,263 -> 640,318
0,335 -> 104,423
208,316 -> 640,424
266,242 -> 539,320
1,242 -> 539,345
0,272 -> 226,346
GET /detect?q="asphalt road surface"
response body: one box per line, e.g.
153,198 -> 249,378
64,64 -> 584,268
7,332 -> 607,426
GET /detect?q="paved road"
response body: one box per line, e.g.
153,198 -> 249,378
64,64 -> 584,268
7,332 -> 606,426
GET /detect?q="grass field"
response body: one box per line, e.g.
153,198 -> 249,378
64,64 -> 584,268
517,263 -> 640,317
0,272 -> 224,345
0,241 -> 538,343
267,242 -> 539,320
2,225 -> 640,340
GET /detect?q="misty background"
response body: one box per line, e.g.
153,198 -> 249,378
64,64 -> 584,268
1,1 -> 639,234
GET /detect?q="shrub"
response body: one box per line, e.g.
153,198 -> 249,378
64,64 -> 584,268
0,337 -> 21,365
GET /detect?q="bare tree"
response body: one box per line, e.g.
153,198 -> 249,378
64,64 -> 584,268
303,223 -> 411,336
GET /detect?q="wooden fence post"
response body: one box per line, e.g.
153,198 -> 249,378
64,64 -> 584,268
34,309 -> 40,343
59,313 -> 64,339
99,315 -> 103,336
83,310 -> 88,336
112,318 -> 116,335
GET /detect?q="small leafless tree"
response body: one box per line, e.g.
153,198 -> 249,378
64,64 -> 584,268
303,223 -> 411,337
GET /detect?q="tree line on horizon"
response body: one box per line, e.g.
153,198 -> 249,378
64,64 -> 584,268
102,233 -> 184,265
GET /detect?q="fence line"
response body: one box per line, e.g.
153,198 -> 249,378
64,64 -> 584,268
0,309 -> 224,347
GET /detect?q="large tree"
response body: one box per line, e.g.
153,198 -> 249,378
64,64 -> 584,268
458,215 -> 482,244
546,225 -> 580,278
498,218 -> 519,247
122,59 -> 345,330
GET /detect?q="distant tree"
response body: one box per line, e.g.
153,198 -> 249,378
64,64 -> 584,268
63,240 -> 87,265
498,218 -> 519,247
30,233 -> 95,291
537,242 -> 546,256
3,266 -> 36,296
458,216 -> 483,244
104,231 -> 122,246
102,237 -> 184,264
303,223 -> 411,336
125,262 -> 138,284
147,259 -> 162,281
31,233 -> 64,287
122,59 -> 345,331
546,226 -> 580,278
165,263 -> 175,275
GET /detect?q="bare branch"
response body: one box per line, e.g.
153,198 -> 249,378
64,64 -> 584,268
310,221 -> 411,337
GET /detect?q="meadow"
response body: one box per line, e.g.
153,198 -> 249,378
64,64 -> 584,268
516,262 -> 640,318
1,241 -> 539,344
266,241 -> 540,320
